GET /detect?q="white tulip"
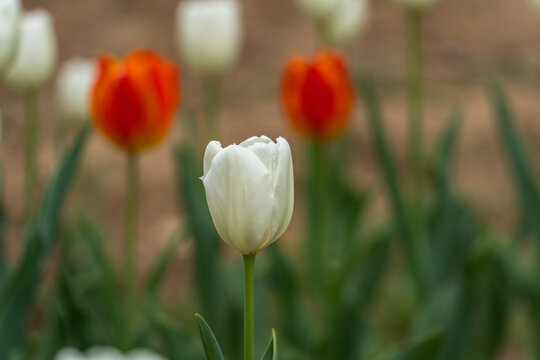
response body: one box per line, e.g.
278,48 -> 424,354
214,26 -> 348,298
54,347 -> 87,360
201,136 -> 294,255
128,349 -> 167,360
56,58 -> 97,121
296,0 -> 339,19
176,0 -> 242,76
392,0 -> 439,9
3,9 -> 57,90
0,0 -> 20,74
86,346 -> 126,360
326,0 -> 369,45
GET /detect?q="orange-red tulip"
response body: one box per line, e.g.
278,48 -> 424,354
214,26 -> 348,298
281,51 -> 354,142
92,50 -> 181,153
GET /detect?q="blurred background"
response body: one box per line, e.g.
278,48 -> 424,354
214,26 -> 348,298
2,0 -> 540,293
2,0 -> 540,358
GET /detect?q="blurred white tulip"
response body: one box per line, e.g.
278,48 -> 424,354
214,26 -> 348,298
56,58 -> 97,121
176,0 -> 242,76
86,346 -> 126,360
296,0 -> 339,19
3,9 -> 57,90
327,0 -> 369,45
54,347 -> 87,360
201,136 -> 294,254
128,349 -> 167,360
0,0 -> 20,74
392,0 -> 440,9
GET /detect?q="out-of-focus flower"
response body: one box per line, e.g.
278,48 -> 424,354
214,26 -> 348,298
3,9 -> 57,89
392,0 -> 439,9
201,136 -> 294,255
54,347 -> 87,360
54,347 -> 168,360
56,58 -> 97,121
86,346 -> 126,360
296,0 -> 339,19
128,349 -> 167,360
0,0 -> 20,74
326,0 -> 369,45
91,50 -> 181,153
176,0 -> 242,76
281,51 -> 354,142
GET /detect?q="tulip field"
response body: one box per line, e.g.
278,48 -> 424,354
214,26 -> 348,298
3,0 -> 540,359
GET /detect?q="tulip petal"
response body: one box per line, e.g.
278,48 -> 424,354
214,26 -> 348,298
203,141 -> 222,176
264,137 -> 294,248
202,145 -> 274,254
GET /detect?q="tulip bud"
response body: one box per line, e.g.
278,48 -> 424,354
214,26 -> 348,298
0,0 -> 20,74
201,136 -> 294,255
326,0 -> 369,45
56,58 -> 97,121
175,0 -> 242,76
3,9 -> 57,90
296,0 -> 339,19
91,50 -> 181,153
281,51 -> 354,142
392,0 -> 439,9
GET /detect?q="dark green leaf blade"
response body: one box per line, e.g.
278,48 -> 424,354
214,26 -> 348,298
260,329 -> 278,360
195,313 -> 225,360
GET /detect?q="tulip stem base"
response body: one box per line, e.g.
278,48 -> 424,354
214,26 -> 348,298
406,8 -> 424,193
125,154 -> 139,298
243,253 -> 256,360
24,90 -> 39,222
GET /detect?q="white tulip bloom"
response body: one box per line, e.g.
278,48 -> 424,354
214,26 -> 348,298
327,0 -> 369,45
392,0 -> 439,9
201,136 -> 294,254
86,346 -> 126,360
3,9 -> 57,89
128,349 -> 167,360
56,58 -> 97,121
297,0 -> 339,19
54,347 -> 87,360
176,0 -> 242,76
0,0 -> 20,74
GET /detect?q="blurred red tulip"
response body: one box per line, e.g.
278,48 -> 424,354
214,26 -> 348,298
92,50 -> 180,153
282,51 -> 354,142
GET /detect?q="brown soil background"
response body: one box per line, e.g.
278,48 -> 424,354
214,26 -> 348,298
1,0 -> 540,354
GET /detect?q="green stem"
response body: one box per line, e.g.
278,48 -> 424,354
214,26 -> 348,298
203,76 -> 221,141
307,143 -> 327,296
24,90 -> 38,222
406,8 -> 424,192
243,253 -> 256,360
125,154 -> 139,298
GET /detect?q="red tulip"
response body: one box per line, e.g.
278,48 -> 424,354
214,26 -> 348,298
92,50 -> 181,153
281,51 -> 354,142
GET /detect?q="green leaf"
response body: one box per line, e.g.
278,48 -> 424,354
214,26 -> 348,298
378,330 -> 443,360
146,227 -> 188,304
358,76 -> 433,294
489,80 -> 540,247
260,329 -> 278,360
0,125 -> 91,356
195,313 -> 225,360
176,144 -> 226,337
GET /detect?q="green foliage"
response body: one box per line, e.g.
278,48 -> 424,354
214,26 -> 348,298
0,125 -> 91,357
